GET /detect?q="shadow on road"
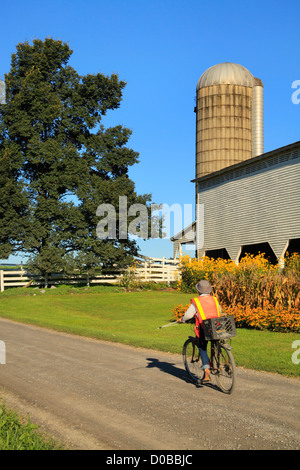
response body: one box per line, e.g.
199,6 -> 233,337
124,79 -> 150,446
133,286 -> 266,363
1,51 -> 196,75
145,357 -> 201,387
145,357 -> 223,393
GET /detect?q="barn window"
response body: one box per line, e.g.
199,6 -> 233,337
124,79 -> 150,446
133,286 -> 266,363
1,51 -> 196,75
239,242 -> 277,264
205,248 -> 231,260
285,239 -> 300,257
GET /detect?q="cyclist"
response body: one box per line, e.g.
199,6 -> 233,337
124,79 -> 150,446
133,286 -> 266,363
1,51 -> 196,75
178,280 -> 222,383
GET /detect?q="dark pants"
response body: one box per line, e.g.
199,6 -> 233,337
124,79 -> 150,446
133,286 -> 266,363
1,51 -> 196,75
196,329 -> 210,369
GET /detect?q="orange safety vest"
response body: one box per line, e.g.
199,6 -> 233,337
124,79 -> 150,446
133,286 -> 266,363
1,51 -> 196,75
191,296 -> 220,337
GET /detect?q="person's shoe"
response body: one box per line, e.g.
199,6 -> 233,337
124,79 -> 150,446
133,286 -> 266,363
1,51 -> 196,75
202,370 -> 210,383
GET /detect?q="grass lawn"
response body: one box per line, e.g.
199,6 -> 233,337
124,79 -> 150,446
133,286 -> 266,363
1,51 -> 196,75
0,403 -> 62,450
0,285 -> 299,377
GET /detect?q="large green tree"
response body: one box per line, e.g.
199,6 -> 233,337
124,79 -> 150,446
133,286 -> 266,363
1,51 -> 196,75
0,146 -> 29,259
0,38 -> 152,273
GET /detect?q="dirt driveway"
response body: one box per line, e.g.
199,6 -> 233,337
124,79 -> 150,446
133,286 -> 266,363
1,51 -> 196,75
0,317 -> 299,450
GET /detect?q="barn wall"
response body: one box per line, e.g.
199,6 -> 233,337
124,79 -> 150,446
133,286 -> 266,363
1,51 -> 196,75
196,143 -> 300,262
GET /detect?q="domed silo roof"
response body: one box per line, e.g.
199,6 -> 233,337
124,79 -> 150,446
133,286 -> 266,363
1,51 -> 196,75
197,62 -> 254,90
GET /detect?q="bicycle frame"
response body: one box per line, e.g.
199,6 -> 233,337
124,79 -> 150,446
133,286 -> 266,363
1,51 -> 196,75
209,340 -> 232,374
183,334 -> 236,393
187,336 -> 231,365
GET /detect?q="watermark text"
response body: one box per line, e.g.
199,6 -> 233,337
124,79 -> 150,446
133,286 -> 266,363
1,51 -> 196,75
0,340 -> 6,364
291,340 -> 300,365
291,80 -> 300,104
96,197 -> 204,249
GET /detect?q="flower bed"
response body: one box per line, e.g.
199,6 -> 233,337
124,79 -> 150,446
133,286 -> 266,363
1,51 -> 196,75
170,303 -> 300,333
172,253 -> 300,333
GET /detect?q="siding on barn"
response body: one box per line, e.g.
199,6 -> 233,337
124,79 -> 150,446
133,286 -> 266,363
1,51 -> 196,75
195,142 -> 300,262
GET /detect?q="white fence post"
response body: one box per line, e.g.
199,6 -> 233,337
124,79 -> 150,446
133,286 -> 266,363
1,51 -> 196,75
0,270 -> 4,292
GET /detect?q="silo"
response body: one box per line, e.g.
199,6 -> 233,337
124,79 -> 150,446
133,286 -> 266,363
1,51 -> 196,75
252,77 -> 264,157
195,62 -> 263,178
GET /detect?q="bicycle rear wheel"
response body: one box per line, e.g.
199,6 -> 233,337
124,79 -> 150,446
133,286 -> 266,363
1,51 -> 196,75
182,338 -> 205,383
212,343 -> 236,394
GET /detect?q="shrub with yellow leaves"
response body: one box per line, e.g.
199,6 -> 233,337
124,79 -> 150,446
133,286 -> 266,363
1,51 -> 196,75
172,253 -> 300,333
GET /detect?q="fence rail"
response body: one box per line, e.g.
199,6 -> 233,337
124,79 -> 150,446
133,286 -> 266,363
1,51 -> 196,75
0,257 -> 179,292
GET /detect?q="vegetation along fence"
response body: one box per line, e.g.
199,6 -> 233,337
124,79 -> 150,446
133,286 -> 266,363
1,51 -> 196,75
0,257 -> 179,291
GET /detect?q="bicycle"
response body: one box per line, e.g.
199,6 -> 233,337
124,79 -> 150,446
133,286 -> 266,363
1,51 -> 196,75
182,315 -> 237,394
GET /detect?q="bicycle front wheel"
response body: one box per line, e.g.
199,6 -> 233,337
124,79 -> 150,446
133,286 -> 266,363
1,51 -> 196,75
182,338 -> 205,383
213,343 -> 236,394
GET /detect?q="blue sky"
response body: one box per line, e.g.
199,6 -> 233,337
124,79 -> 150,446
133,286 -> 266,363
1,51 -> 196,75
0,0 -> 299,263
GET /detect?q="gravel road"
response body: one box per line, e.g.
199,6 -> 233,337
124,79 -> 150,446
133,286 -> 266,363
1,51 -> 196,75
0,317 -> 299,450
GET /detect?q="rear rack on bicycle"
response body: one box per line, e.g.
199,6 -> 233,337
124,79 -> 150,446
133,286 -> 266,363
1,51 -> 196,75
202,315 -> 236,341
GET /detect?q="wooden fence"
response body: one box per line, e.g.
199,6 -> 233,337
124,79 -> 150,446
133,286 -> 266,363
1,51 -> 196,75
0,257 -> 179,292
133,257 -> 179,284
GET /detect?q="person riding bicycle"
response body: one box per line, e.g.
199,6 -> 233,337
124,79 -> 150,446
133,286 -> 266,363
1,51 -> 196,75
178,280 -> 222,384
